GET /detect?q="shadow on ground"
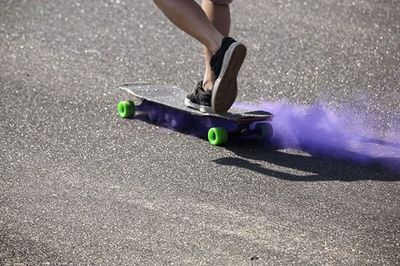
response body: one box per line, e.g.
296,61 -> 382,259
127,101 -> 399,181
214,141 -> 400,182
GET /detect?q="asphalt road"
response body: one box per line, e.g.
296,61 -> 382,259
1,0 -> 399,265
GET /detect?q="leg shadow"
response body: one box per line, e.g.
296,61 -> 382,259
214,141 -> 400,182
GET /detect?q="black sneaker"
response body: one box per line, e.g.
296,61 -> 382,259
184,81 -> 212,113
210,36 -> 247,114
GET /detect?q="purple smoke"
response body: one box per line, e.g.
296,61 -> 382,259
235,101 -> 400,173
132,98 -> 400,173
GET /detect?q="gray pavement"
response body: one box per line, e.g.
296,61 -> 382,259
1,0 -> 399,265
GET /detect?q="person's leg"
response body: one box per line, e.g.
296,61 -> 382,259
202,0 -> 246,113
153,0 -> 224,55
154,0 -> 245,113
201,0 -> 231,92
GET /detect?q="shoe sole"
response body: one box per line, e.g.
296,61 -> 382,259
212,42 -> 247,114
184,98 -> 213,113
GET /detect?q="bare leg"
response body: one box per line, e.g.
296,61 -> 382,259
201,0 -> 231,91
153,0 -> 224,55
154,0 -> 242,114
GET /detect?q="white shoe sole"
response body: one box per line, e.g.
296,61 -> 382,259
184,98 -> 213,113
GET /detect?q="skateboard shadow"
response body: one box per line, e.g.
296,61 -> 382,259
130,101 -> 399,180
214,142 -> 400,182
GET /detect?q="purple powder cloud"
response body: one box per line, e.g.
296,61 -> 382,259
234,101 -> 400,173
133,98 -> 399,173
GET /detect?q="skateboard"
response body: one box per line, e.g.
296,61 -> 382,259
116,83 -> 273,146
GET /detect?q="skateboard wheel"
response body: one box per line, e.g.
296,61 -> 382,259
117,100 -> 135,118
254,122 -> 273,140
208,127 -> 228,146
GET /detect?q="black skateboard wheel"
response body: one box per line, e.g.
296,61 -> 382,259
254,122 -> 273,140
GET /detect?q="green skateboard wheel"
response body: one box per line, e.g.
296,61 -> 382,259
254,123 -> 273,140
117,100 -> 135,118
208,127 -> 228,146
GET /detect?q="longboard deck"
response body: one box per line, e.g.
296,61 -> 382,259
118,83 -> 273,123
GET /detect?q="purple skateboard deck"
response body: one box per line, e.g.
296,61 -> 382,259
117,83 -> 273,145
118,83 -> 273,123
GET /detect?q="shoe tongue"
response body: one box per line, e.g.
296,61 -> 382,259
197,81 -> 211,94
199,84 -> 212,94
197,81 -> 205,91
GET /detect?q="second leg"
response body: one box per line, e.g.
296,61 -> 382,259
202,0 -> 231,92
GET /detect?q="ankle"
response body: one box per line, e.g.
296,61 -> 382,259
202,79 -> 214,92
208,35 -> 224,55
208,42 -> 219,56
